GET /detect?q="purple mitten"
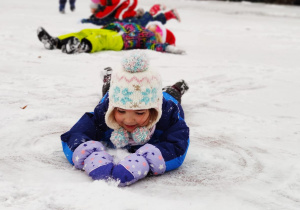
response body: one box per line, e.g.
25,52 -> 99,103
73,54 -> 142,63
112,153 -> 150,186
84,151 -> 114,180
72,141 -> 105,170
136,144 -> 166,175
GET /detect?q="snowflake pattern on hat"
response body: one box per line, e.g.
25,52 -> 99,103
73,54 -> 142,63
140,88 -> 158,105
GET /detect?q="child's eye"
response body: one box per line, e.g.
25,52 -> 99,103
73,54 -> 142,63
136,112 -> 145,116
117,109 -> 125,114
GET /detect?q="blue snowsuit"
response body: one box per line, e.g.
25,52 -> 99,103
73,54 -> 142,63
61,92 -> 190,173
82,11 -> 167,27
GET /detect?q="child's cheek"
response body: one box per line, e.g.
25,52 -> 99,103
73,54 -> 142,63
140,117 -> 149,127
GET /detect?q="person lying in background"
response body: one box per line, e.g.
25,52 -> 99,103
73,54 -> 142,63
83,2 -> 180,27
37,21 -> 185,54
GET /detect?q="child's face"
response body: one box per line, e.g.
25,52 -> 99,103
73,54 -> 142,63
114,108 -> 150,132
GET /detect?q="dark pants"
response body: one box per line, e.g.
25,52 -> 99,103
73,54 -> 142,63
123,12 -> 167,27
59,0 -> 76,10
82,12 -> 167,27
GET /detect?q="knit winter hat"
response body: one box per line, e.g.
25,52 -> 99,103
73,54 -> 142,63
105,52 -> 163,130
90,0 -> 100,9
146,21 -> 176,46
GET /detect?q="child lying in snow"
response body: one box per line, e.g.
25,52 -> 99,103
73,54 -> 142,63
60,52 -> 190,186
85,2 -> 181,27
37,22 -> 185,54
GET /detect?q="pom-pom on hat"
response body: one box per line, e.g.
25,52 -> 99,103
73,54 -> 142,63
146,21 -> 176,46
105,51 -> 163,130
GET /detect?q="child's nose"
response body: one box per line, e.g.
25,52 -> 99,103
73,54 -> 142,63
124,114 -> 136,124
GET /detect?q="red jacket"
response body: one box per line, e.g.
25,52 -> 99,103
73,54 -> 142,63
96,0 -> 137,20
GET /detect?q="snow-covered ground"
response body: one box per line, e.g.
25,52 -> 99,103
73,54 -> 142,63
0,0 -> 300,209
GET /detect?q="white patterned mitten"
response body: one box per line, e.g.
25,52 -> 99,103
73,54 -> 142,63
165,45 -> 186,55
